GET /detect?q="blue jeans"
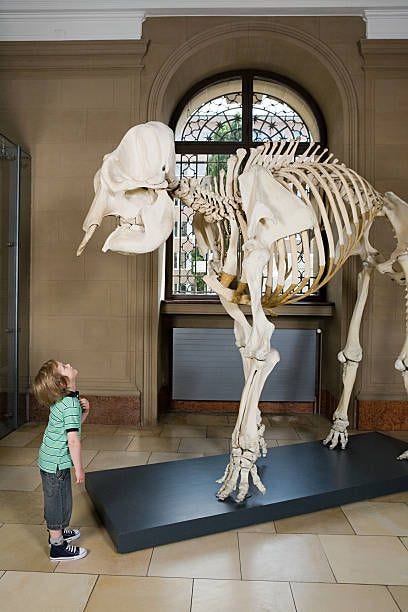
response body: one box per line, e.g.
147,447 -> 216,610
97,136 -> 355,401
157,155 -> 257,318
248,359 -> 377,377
40,468 -> 72,530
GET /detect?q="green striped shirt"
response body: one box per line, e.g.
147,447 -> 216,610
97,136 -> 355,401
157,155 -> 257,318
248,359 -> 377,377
38,394 -> 82,473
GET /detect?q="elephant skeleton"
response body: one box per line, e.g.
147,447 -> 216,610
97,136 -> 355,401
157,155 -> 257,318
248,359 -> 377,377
77,121 -> 408,503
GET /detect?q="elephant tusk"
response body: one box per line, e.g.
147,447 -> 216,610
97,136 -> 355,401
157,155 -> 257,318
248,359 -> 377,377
76,224 -> 98,256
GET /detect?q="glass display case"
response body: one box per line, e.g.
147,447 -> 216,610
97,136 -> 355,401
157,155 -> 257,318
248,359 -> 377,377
0,135 -> 31,438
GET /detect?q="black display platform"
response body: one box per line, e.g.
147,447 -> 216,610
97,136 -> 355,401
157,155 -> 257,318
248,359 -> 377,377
85,432 -> 408,553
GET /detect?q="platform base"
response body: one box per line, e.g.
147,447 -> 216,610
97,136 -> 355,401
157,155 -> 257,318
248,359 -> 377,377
85,433 -> 408,553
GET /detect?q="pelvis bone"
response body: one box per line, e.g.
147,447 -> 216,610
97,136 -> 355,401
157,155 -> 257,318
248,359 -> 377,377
77,121 -> 177,256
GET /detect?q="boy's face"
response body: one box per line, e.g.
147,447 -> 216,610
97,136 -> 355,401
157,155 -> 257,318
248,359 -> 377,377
57,362 -> 78,385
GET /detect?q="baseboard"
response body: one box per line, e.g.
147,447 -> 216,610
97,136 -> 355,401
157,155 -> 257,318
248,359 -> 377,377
357,399 -> 408,431
29,394 -> 141,426
320,389 -> 338,421
26,394 -> 408,429
168,400 -> 315,414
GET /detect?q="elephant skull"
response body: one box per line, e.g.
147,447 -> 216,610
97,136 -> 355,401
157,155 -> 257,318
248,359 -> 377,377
77,121 -> 178,256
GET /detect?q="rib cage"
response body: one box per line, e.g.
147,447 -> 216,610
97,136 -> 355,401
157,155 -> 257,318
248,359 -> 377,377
175,142 -> 384,307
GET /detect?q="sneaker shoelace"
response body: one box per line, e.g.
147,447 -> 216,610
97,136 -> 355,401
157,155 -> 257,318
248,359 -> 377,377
65,544 -> 78,554
63,529 -> 75,537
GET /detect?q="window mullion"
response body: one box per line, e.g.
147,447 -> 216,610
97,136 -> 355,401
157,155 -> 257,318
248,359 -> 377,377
242,71 -> 253,148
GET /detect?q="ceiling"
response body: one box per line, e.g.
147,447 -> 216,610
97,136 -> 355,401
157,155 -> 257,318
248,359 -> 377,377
1,1 -> 407,41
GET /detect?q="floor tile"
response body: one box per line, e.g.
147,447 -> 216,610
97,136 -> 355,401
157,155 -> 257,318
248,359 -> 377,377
370,491 -> 408,503
227,414 -> 240,424
291,582 -> 400,612
264,427 -> 301,440
0,571 -> 97,612
116,426 -> 163,436
0,491 -> 44,524
0,466 -> 41,491
86,575 -> 192,612
81,424 -> 118,435
86,450 -> 150,471
388,585 -> 408,611
311,415 -> 333,426
178,437 -> 229,455
0,431 -> 40,447
0,447 -> 38,466
149,532 -> 241,579
81,435 -> 133,451
341,501 -> 408,535
81,450 -> 99,468
239,533 -> 335,582
148,452 -> 203,464
191,579 -> 295,612
160,425 -> 207,438
238,520 -> 276,534
159,412 -> 231,425
0,524 -> 55,572
127,436 -> 180,452
275,507 -> 355,535
71,489 -> 101,528
18,422 -> 46,433
183,414 -> 231,426
319,534 -> 408,585
160,413 -> 232,426
267,414 -> 319,428
206,426 -> 234,439
55,525 -> 152,575
23,433 -> 45,448
158,414 -> 191,425
384,431 -> 408,442
295,428 -> 329,441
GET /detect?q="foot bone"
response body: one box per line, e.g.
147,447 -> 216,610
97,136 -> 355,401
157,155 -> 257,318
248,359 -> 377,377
216,447 -> 265,503
323,417 -> 349,450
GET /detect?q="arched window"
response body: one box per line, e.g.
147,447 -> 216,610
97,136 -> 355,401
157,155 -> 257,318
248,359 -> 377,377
166,70 -> 327,300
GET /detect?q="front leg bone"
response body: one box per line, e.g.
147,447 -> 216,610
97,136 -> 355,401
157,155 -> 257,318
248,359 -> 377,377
217,347 -> 279,502
242,240 -> 275,360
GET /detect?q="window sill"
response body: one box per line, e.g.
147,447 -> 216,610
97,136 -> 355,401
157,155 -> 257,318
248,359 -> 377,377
161,300 -> 334,317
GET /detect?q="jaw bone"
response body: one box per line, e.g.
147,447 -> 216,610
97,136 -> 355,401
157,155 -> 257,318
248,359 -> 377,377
101,189 -> 175,255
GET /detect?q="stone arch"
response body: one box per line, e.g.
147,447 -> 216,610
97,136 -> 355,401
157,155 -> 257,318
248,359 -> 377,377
146,20 -> 359,166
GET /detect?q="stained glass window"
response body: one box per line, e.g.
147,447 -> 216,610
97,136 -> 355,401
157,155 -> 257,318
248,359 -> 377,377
167,71 -> 325,299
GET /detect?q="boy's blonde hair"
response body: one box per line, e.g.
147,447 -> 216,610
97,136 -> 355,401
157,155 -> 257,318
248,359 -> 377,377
32,359 -> 68,407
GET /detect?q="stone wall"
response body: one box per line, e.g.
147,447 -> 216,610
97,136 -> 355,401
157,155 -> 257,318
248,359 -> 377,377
0,17 -> 407,426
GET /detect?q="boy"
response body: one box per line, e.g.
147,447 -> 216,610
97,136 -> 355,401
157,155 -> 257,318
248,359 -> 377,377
33,359 -> 90,561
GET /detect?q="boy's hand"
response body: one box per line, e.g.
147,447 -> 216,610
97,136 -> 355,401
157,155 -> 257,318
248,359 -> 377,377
75,467 -> 85,484
80,398 -> 90,413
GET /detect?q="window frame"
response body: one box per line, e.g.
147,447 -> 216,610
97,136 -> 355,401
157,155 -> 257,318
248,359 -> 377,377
165,69 -> 327,303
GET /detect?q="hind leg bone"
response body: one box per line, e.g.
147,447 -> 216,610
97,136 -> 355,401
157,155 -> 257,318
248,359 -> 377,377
324,260 -> 374,450
393,254 -> 408,460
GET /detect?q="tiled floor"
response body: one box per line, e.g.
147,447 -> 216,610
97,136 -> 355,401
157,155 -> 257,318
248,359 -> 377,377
0,413 -> 407,611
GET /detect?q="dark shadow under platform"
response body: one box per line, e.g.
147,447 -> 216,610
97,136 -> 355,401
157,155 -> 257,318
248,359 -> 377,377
85,432 -> 408,553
